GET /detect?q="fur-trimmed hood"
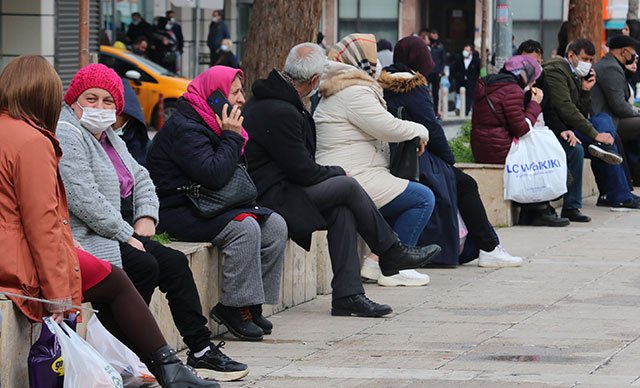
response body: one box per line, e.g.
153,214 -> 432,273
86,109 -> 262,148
378,70 -> 428,94
320,61 -> 384,104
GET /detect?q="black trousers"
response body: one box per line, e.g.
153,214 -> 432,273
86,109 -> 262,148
119,237 -> 211,353
303,176 -> 398,299
428,73 -> 441,115
454,167 -> 499,252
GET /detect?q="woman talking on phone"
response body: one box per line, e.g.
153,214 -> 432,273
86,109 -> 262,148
146,66 -> 287,342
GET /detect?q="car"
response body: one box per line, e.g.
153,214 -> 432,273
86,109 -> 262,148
99,45 -> 190,128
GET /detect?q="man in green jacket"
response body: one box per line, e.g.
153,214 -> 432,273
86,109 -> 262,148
545,38 -> 637,209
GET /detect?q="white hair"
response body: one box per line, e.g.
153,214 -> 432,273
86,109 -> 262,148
284,43 -> 327,83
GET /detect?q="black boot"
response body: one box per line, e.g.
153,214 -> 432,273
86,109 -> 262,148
148,345 -> 220,388
378,242 -> 441,277
331,294 -> 392,317
529,204 -> 570,227
249,305 -> 273,335
210,303 -> 264,341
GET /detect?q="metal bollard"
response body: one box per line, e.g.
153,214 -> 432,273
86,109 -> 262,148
157,93 -> 165,129
440,85 -> 449,119
459,87 -> 466,118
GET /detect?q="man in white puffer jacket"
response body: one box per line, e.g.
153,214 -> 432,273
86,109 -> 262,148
315,33 -> 435,287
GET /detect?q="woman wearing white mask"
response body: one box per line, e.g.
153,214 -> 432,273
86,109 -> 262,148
314,34 -> 436,287
55,64 -> 251,381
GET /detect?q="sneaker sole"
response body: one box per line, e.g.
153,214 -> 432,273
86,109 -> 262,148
377,276 -> 430,287
194,367 -> 250,382
331,308 -> 393,317
360,266 -> 381,282
210,310 -> 264,342
588,145 -> 623,165
478,260 -> 523,268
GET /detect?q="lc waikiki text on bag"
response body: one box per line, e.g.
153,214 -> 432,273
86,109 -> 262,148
44,316 -> 124,388
503,121 -> 567,203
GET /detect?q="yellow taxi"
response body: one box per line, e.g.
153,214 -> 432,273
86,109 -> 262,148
99,45 -> 190,127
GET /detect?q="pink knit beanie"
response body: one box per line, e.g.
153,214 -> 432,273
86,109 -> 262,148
64,64 -> 124,114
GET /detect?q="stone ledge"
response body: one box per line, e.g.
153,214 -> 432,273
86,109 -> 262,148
0,234 -> 327,387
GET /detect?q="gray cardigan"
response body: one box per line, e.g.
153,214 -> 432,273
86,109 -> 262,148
56,105 -> 159,267
592,53 -> 640,119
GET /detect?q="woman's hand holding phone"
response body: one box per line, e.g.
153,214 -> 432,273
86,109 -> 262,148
215,103 -> 244,134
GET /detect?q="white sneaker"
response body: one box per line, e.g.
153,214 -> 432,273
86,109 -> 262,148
377,269 -> 430,287
478,245 -> 523,268
360,257 -> 381,281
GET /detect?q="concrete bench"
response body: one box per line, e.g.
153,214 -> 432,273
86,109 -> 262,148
457,159 -> 598,227
0,233 -> 328,387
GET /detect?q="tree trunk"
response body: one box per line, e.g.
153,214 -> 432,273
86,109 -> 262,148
568,0 -> 603,57
242,0 -> 323,98
629,0 -> 639,20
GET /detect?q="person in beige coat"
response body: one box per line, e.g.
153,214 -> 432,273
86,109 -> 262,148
314,33 -> 435,287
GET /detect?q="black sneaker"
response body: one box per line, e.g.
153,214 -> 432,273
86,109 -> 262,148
187,342 -> 249,382
210,303 -> 264,341
331,293 -> 392,317
597,195 -> 640,209
588,142 -> 623,165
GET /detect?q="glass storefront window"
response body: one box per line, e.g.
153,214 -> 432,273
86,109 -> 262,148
338,0 -> 399,43
511,0 -> 542,21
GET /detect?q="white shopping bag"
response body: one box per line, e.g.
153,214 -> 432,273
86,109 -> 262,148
45,317 -> 124,388
86,315 -> 158,387
503,123 -> 567,203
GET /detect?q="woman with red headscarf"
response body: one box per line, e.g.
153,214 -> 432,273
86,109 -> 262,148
146,66 -> 287,342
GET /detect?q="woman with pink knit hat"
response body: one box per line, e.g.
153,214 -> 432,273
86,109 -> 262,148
146,66 -> 287,342
56,63 -> 248,383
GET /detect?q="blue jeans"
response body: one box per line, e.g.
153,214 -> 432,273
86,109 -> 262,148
379,181 -> 435,246
560,140 -> 584,210
580,113 -> 633,204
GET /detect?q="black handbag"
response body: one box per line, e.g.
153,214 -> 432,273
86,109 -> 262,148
178,164 -> 258,218
389,106 -> 421,181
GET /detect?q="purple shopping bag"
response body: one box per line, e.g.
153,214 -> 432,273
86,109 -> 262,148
28,315 -> 77,388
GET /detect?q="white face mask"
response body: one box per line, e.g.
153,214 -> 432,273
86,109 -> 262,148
374,62 -> 382,80
462,50 -> 471,59
575,60 -> 592,78
114,120 -> 129,136
304,78 -> 320,98
77,102 -> 117,135
220,44 -> 229,52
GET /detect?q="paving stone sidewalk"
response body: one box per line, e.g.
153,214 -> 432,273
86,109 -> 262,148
211,203 -> 640,387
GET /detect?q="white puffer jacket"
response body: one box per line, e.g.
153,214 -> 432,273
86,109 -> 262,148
314,61 -> 429,208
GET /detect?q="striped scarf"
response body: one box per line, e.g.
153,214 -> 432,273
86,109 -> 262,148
327,33 -> 378,76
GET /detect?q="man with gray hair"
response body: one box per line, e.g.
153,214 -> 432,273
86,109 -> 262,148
243,43 -> 441,318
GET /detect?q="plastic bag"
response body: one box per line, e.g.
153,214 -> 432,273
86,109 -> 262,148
503,124 -> 567,203
86,315 -> 157,387
28,315 -> 77,388
44,317 -> 124,388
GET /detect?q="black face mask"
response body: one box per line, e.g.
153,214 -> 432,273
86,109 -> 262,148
624,50 -> 637,65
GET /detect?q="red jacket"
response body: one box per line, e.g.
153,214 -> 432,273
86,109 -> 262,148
470,73 -> 541,164
0,113 -> 82,321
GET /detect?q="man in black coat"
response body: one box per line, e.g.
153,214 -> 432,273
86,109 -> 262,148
126,12 -> 153,44
451,43 -> 480,115
243,43 -> 441,318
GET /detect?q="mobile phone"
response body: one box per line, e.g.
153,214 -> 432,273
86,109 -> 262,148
206,89 -> 234,118
584,71 -> 594,82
